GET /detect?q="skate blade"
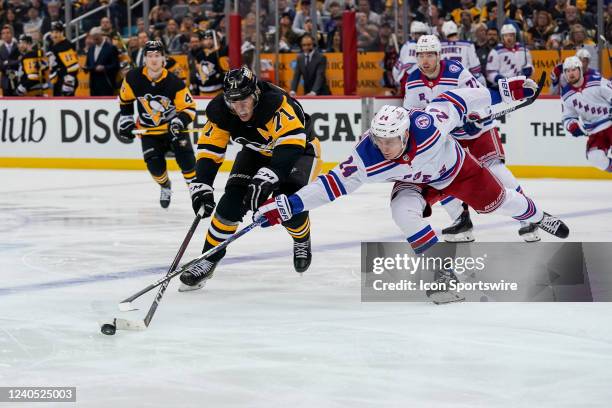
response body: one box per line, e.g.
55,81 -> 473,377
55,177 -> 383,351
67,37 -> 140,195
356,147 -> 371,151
178,282 -> 206,292
520,232 -> 541,243
443,231 -> 475,243
427,291 -> 466,305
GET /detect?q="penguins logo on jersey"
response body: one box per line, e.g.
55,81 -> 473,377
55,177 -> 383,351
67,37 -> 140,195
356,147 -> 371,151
138,94 -> 175,125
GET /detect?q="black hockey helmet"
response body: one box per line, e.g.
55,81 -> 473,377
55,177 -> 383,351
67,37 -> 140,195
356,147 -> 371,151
198,29 -> 215,40
223,66 -> 258,103
18,34 -> 33,44
51,21 -> 65,32
144,40 -> 165,55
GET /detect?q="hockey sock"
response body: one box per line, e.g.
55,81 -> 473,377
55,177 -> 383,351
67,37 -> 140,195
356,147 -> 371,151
182,168 -> 196,184
487,161 -> 521,192
440,196 -> 465,221
407,224 -> 439,254
283,214 -> 311,243
203,215 -> 239,263
494,188 -> 543,224
151,171 -> 170,188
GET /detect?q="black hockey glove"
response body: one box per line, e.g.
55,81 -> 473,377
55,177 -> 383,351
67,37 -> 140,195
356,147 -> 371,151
118,116 -> 136,142
169,117 -> 185,142
189,182 -> 216,217
245,167 -> 280,212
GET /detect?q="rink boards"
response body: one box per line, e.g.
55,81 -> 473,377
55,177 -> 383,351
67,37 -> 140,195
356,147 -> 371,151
0,96 -> 610,179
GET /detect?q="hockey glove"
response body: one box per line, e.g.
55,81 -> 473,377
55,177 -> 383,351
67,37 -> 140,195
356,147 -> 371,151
118,116 -> 136,142
498,76 -> 537,103
16,84 -> 26,96
189,182 -> 216,217
245,167 -> 280,212
566,120 -> 587,137
463,112 -> 485,136
169,117 -> 185,141
521,67 -> 533,78
255,195 -> 293,227
61,74 -> 76,95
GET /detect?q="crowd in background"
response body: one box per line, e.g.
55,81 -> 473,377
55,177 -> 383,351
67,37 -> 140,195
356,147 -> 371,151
0,0 -> 610,97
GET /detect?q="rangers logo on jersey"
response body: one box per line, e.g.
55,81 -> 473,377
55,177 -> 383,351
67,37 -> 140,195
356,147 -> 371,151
415,114 -> 431,129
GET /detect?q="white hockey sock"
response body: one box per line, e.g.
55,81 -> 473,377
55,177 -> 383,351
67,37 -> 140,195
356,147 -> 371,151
587,149 -> 612,172
493,188 -> 543,224
487,161 -> 522,192
440,196 -> 464,221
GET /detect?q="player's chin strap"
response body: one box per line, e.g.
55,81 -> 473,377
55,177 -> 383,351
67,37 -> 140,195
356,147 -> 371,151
475,71 -> 546,124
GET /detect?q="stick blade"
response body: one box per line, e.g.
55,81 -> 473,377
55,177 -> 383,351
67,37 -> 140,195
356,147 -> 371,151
114,318 -> 147,331
118,301 -> 138,312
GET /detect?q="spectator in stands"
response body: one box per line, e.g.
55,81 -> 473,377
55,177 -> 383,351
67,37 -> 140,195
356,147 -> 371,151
550,0 -> 568,27
44,2 -> 62,31
164,19 -> 186,54
136,17 -> 146,34
520,0 -> 545,29
303,17 -> 326,49
458,10 -> 475,41
293,0 -> 322,36
85,26 -> 119,96
356,11 -> 378,51
357,0 -> 381,25
290,33 -> 331,96
473,23 -> 491,75
131,31 -> 149,67
188,0 -> 206,22
545,33 -> 562,50
451,0 -> 481,26
23,7 -> 44,41
0,24 -> 19,96
278,12 -> 301,52
326,13 -> 343,51
2,8 -> 23,36
180,14 -> 195,35
278,0 -> 296,21
527,10 -> 556,50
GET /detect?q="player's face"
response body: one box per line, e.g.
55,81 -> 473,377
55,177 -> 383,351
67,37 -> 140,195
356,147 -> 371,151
51,30 -> 63,44
502,33 -> 515,48
564,67 -> 581,85
230,95 -> 256,122
372,135 -> 405,159
18,41 -> 28,53
417,52 -> 439,76
145,51 -> 164,72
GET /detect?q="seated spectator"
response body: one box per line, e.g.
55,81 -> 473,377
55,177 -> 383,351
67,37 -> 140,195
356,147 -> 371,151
23,7 -> 44,41
527,10 -> 556,50
356,11 -> 378,51
473,23 -> 492,75
303,17 -> 326,49
84,26 -> 119,96
550,0 -> 568,27
164,19 -> 187,54
290,33 -> 331,96
451,0 -> 481,26
131,31 -> 149,67
278,12 -> 301,52
357,0 -> 381,25
458,10 -> 475,41
2,9 -> 23,36
293,0 -> 322,36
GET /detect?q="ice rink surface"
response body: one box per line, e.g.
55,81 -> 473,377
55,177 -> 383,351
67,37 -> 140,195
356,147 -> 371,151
1,168 -> 612,408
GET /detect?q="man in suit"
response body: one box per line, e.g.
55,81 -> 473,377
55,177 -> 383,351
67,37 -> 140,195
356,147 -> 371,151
290,33 -> 331,96
85,26 -> 119,96
0,24 -> 20,96
131,31 -> 150,68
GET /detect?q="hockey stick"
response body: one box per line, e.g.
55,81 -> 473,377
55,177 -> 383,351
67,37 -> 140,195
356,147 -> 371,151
116,218 -> 264,315
476,71 -> 546,123
118,207 -> 205,314
132,128 -> 202,135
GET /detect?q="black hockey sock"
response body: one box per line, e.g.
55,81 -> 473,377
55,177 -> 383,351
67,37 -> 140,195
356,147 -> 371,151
182,168 -> 196,184
284,214 -> 311,243
151,171 -> 170,188
203,214 -> 239,263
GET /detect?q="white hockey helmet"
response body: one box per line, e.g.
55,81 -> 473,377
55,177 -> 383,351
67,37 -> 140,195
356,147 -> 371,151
442,20 -> 458,37
575,48 -> 591,61
415,35 -> 441,54
410,21 -> 429,35
500,24 -> 517,36
563,56 -> 582,74
370,105 -> 411,149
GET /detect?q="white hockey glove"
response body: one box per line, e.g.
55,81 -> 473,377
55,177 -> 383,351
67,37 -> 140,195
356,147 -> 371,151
61,74 -> 76,94
498,76 -> 537,103
254,194 -> 293,227
16,84 -> 26,96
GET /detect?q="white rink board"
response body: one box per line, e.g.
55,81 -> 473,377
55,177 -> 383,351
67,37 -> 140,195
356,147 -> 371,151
0,96 -> 600,167
0,97 -> 363,163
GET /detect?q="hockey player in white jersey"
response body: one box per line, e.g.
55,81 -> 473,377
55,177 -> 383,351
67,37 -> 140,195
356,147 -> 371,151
403,35 -> 540,242
255,80 -> 569,302
393,21 -> 430,92
440,21 -> 485,85
486,24 -> 533,85
550,49 -> 599,95
561,56 -> 612,173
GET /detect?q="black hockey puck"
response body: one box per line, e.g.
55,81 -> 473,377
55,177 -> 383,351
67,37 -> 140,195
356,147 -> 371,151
101,323 -> 116,336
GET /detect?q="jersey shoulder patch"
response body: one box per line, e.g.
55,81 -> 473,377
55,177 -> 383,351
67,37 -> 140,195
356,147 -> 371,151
409,111 -> 439,149
442,60 -> 464,77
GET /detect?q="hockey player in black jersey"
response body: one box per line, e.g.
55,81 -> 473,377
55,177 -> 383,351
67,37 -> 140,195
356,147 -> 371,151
179,66 -> 322,291
15,35 -> 47,96
118,40 -> 197,208
191,29 -> 229,96
48,22 -> 79,96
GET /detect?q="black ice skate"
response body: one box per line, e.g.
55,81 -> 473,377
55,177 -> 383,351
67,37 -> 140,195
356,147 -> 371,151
160,182 -> 172,209
519,221 -> 541,242
536,212 -> 570,239
426,269 -> 466,305
293,238 -> 312,273
442,206 -> 475,242
178,259 -> 217,292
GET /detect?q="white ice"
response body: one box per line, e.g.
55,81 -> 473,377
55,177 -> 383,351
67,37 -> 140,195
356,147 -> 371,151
1,168 -> 611,408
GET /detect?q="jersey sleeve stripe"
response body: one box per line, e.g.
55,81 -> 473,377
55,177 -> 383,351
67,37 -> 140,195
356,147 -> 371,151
328,170 -> 347,195
198,143 -> 226,153
318,175 -> 336,201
